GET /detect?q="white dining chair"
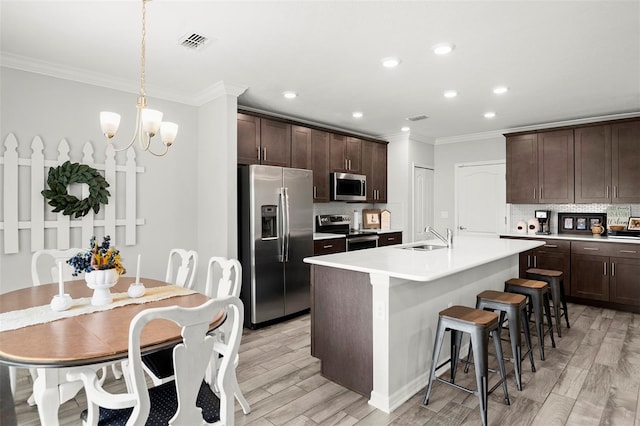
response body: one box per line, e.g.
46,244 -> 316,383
67,296 -> 244,425
135,249 -> 199,387
204,257 -> 251,415
23,249 -> 108,407
165,248 -> 198,289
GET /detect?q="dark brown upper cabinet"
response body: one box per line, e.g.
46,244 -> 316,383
506,129 -> 574,203
362,140 -> 388,203
537,129 -> 574,203
237,113 -> 261,165
291,125 -> 312,170
260,119 -> 291,167
575,124 -> 612,203
611,120 -> 640,203
330,134 -> 362,173
311,130 -> 331,202
237,114 -> 291,167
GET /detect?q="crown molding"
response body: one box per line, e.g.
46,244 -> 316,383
434,111 -> 640,145
194,81 -> 248,105
1,52 -> 198,106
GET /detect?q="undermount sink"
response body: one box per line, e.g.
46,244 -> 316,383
399,244 -> 447,251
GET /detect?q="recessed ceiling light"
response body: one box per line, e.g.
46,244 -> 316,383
484,112 -> 496,119
352,111 -> 363,119
493,86 -> 508,95
283,91 -> 297,99
401,126 -> 410,132
444,90 -> 458,98
432,43 -> 455,55
381,57 -> 401,68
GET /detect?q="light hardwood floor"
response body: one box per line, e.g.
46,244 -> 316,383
11,303 -> 640,425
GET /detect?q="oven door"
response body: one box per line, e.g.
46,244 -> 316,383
347,235 -> 378,251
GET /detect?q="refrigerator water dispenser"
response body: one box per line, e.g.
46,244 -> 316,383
261,205 -> 278,239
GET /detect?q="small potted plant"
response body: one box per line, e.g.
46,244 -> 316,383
68,236 -> 126,305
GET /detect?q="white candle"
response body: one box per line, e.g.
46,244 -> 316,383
135,254 -> 141,284
58,260 -> 64,296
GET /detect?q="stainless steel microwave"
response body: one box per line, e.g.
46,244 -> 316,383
330,172 -> 366,201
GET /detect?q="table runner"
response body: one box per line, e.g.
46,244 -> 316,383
0,285 -> 197,332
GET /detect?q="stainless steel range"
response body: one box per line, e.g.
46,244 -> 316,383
316,214 -> 379,251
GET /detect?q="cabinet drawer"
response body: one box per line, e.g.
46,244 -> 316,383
314,238 -> 346,255
571,241 -> 640,258
536,239 -> 571,252
608,243 -> 640,259
378,232 -> 402,247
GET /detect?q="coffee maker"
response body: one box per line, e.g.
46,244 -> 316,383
535,210 -> 551,235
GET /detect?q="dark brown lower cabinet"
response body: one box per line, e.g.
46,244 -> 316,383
570,241 -> 640,310
378,232 -> 402,247
571,253 -> 609,301
609,257 -> 640,305
313,238 -> 346,255
518,239 -> 571,295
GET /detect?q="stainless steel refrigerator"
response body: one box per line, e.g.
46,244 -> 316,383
238,164 -> 313,328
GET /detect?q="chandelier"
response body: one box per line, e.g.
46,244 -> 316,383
99,0 -> 178,157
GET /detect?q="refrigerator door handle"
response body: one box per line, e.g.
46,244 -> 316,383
277,189 -> 285,262
284,187 -> 291,262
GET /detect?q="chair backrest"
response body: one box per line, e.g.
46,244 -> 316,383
165,249 -> 198,289
204,257 -> 242,299
31,248 -> 83,286
126,296 -> 244,425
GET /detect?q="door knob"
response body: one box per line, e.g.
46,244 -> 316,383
459,226 -> 466,230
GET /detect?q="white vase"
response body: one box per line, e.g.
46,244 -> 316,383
85,269 -> 119,306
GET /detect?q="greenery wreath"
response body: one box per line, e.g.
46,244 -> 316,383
41,161 -> 111,218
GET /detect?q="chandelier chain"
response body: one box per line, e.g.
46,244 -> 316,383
140,0 -> 146,98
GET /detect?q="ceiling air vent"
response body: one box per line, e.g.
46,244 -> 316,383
179,33 -> 210,51
406,115 -> 429,122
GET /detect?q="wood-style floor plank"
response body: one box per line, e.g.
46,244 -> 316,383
10,303 -> 640,425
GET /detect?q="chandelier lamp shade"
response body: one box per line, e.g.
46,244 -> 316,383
99,0 -> 178,157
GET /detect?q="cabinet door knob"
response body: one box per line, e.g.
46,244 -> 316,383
257,147 -> 261,160
544,244 -> 558,248
263,147 -> 267,161
604,262 -> 607,275
611,262 -> 615,277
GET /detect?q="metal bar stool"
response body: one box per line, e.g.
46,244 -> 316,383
526,268 -> 570,337
463,290 -> 536,391
423,306 -> 510,426
505,278 -> 556,360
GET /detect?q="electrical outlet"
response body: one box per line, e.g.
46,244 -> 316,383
374,302 -> 385,320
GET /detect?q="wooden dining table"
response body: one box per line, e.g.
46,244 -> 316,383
0,277 -> 222,426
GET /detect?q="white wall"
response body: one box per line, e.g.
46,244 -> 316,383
0,68 -> 218,293
433,135 -> 505,233
385,132 -> 435,239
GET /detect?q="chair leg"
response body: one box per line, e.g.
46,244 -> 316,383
560,283 -> 571,329
470,330 -> 489,426
530,294 -> 546,361
232,353 -> 250,414
543,293 -> 556,349
548,281 -> 563,338
491,328 -> 510,406
424,321 -> 446,406
8,366 -> 17,397
449,329 -> 463,383
506,306 -> 522,391
521,307 -> 536,373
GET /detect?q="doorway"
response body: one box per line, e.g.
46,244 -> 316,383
455,161 -> 507,236
412,165 -> 434,242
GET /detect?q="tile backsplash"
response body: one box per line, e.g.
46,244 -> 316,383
509,203 -> 640,233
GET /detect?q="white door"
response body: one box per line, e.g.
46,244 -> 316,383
413,166 -> 434,242
455,162 -> 506,236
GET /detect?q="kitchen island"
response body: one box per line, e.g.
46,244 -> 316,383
304,236 -> 544,413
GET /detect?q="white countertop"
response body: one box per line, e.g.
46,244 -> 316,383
313,233 -> 346,241
313,229 -> 402,240
304,235 -> 543,282
500,232 -> 640,244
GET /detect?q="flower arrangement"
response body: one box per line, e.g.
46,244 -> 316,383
68,236 -> 126,276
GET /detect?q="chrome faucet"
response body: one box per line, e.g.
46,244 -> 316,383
425,226 -> 453,248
